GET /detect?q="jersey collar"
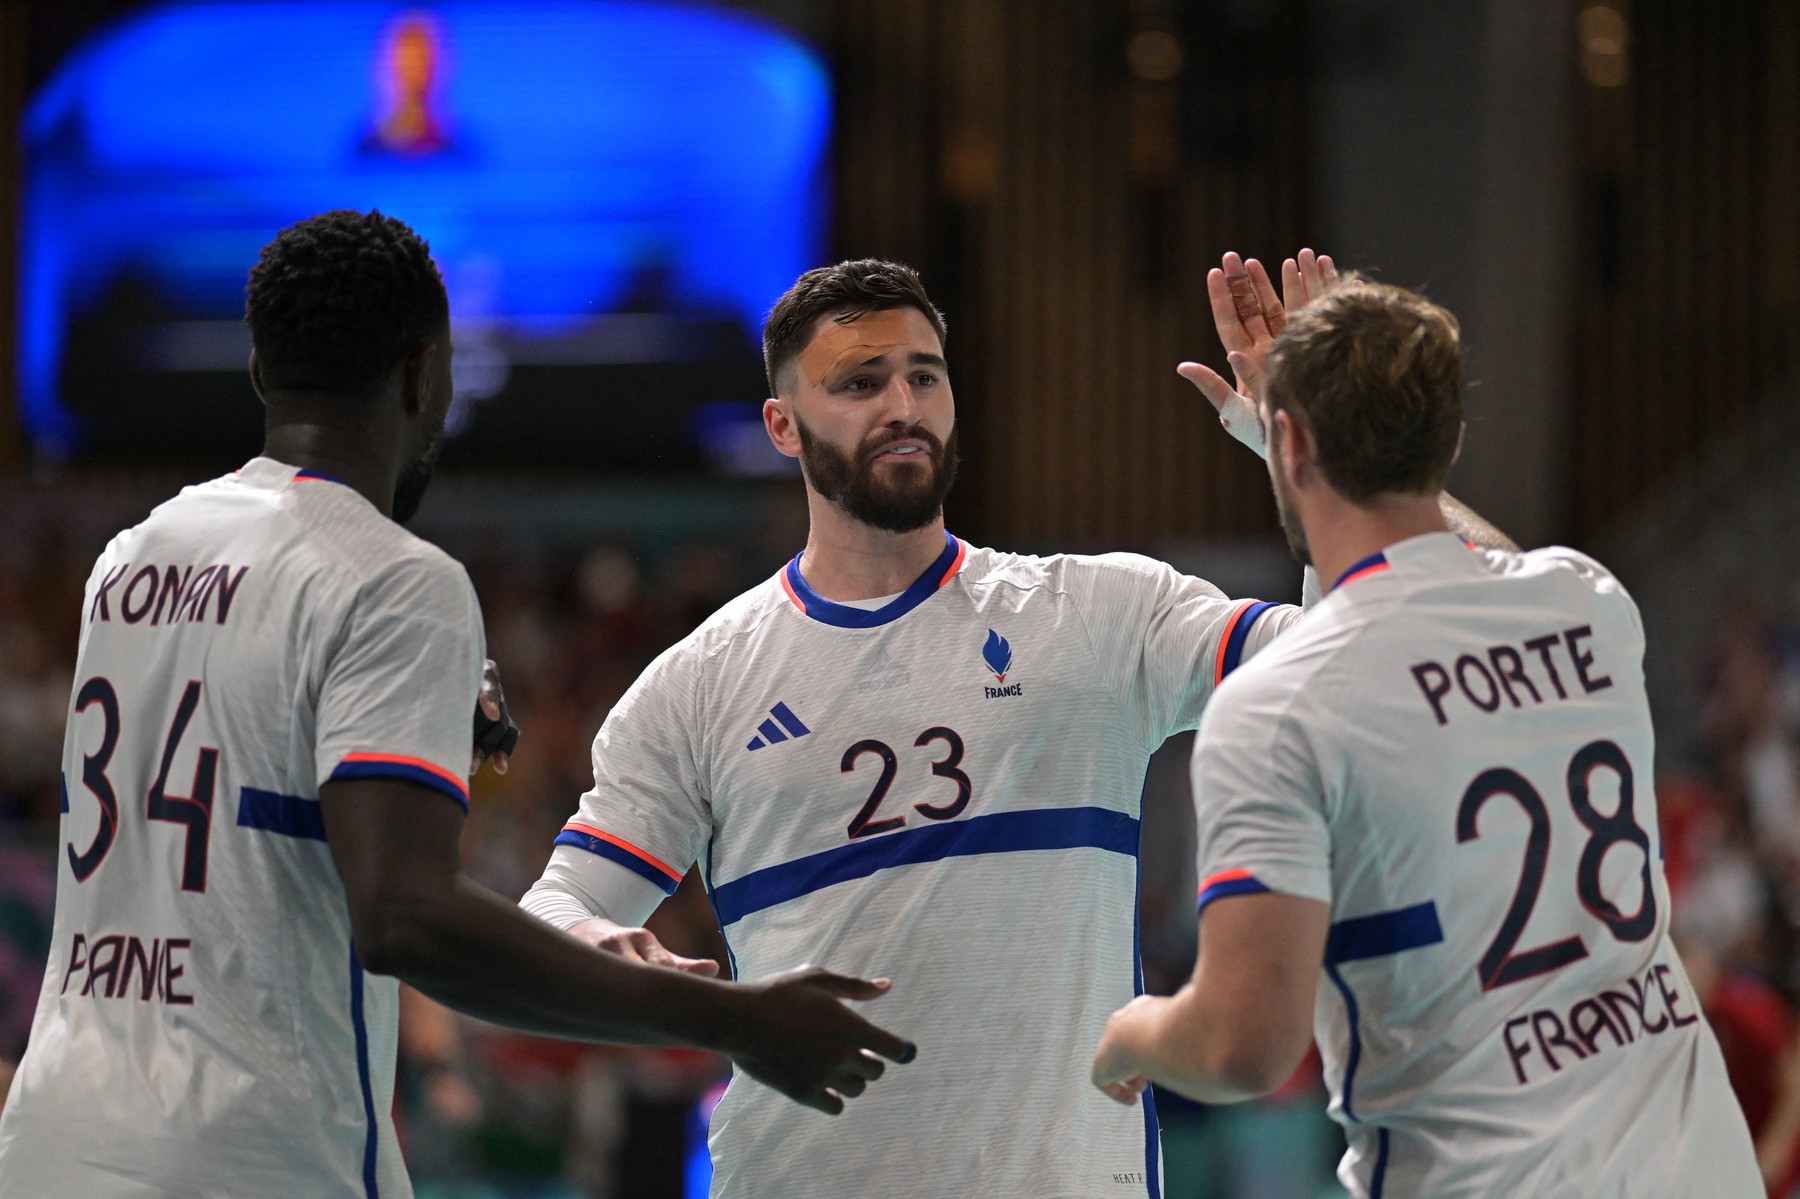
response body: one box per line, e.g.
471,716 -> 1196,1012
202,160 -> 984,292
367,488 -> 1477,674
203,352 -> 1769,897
781,531 -> 968,628
1329,550 -> 1392,592
1330,533 -> 1486,593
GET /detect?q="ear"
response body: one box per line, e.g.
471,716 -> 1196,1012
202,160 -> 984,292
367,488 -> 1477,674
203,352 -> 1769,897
1271,408 -> 1312,487
401,341 -> 439,417
763,396 -> 802,459
248,350 -> 267,404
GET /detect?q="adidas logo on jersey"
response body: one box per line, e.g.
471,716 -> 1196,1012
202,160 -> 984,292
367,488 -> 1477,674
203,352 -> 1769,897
745,702 -> 811,751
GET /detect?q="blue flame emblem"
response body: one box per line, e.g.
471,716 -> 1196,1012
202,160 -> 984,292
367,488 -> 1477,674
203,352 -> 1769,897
982,629 -> 1013,681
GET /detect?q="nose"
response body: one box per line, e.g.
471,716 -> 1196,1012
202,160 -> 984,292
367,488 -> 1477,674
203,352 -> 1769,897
882,376 -> 922,426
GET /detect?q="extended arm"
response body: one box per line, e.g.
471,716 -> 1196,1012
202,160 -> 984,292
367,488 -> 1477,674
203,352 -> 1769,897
323,779 -> 912,1112
1091,890 -> 1328,1104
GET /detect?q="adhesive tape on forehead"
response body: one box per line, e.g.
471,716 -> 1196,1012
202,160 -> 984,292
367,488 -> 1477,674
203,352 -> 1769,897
796,309 -> 916,388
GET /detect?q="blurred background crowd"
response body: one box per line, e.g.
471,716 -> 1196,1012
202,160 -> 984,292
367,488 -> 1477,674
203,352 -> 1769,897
3,1 -> 1800,1196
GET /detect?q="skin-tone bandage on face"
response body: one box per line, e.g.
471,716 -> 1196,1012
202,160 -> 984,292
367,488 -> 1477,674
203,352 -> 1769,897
795,309 -> 917,390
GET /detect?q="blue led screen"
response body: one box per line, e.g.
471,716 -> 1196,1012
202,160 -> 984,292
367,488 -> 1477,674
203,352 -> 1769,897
21,1 -> 830,469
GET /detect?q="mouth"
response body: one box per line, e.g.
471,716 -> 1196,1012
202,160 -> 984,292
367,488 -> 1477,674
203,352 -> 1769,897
869,439 -> 930,462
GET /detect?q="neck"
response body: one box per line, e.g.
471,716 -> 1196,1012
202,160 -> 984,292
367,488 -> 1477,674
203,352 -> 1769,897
1303,490 -> 1450,593
262,404 -> 400,517
795,490 -> 949,601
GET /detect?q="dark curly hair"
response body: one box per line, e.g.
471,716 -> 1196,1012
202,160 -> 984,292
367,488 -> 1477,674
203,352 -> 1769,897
762,259 -> 947,396
245,209 -> 450,395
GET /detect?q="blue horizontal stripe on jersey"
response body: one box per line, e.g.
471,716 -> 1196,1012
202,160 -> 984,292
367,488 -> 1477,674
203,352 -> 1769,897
554,829 -> 682,895
1218,600 -> 1279,681
1325,901 -> 1444,965
237,787 -> 327,840
785,530 -> 960,628
710,805 -> 1139,926
328,760 -> 470,812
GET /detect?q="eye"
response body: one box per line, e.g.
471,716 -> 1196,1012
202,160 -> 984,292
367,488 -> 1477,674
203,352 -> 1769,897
913,372 -> 938,387
842,377 -> 874,392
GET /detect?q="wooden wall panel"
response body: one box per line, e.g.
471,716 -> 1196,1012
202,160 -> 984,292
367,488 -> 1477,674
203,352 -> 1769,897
830,0 -> 1315,546
1570,0 -> 1800,537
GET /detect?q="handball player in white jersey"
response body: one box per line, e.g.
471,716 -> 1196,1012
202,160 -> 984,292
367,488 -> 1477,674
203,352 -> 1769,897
0,211 -> 913,1199
1092,280 -> 1761,1196
520,257 -> 1508,1198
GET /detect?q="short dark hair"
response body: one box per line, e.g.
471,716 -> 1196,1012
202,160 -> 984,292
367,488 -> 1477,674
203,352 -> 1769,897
1264,281 -> 1463,502
245,209 -> 450,395
762,259 -> 947,395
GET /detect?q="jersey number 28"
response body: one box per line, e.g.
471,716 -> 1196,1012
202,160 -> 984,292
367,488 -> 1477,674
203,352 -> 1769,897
1457,738 -> 1654,991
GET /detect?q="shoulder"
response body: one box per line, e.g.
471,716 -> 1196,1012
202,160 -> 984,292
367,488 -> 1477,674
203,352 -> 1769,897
1484,544 -> 1640,630
958,543 -> 1226,604
636,573 -> 790,679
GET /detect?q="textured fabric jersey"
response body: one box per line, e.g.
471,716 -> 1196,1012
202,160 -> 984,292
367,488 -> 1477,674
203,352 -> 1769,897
523,532 -> 1297,1199
1193,533 -> 1759,1199
0,458 -> 484,1199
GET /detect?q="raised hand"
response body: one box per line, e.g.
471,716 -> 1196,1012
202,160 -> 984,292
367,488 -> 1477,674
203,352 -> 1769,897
1206,247 -> 1337,399
1182,248 -> 1337,460
568,916 -> 721,976
727,966 -> 916,1115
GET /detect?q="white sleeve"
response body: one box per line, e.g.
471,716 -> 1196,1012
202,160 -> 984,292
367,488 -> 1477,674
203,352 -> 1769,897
1301,565 -> 1324,609
520,846 -> 671,930
1191,671 -> 1332,915
315,554 -> 484,810
1061,552 -> 1302,746
527,641 -> 711,922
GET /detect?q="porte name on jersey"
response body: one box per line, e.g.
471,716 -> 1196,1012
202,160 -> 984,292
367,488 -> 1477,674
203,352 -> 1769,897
526,532 -> 1298,1199
0,459 -> 485,1199
1192,532 -> 1759,1199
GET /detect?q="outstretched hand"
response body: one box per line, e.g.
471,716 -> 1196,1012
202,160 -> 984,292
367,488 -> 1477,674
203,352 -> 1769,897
568,916 -> 721,976
729,966 -> 917,1115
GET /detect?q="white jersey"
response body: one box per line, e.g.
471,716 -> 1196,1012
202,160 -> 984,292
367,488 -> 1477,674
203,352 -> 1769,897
1193,532 -> 1759,1199
524,533 -> 1297,1198
0,458 -> 484,1199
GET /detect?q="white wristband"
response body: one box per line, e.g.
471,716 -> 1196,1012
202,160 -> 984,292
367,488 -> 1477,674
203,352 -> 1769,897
1218,391 -> 1266,460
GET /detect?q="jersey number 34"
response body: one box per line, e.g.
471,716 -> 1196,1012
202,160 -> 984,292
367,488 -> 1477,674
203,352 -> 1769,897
66,677 -> 219,893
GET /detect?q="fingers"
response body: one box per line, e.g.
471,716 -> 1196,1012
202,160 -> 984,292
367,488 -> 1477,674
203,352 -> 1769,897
1206,268 -> 1252,354
480,659 -> 503,720
491,750 -> 509,776
801,970 -> 893,1002
676,957 -> 723,977
1281,257 -> 1303,311
1101,1079 -> 1148,1106
1226,350 -> 1265,400
1245,257 -> 1284,335
1176,361 -> 1236,414
806,1089 -> 846,1116
1222,257 -> 1274,345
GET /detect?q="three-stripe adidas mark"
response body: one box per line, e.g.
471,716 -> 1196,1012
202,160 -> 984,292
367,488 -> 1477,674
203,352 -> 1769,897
746,702 -> 811,751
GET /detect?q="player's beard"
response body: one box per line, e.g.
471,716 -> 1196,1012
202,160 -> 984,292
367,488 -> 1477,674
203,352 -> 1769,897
1270,457 -> 1312,568
797,418 -> 960,534
392,432 -> 443,526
